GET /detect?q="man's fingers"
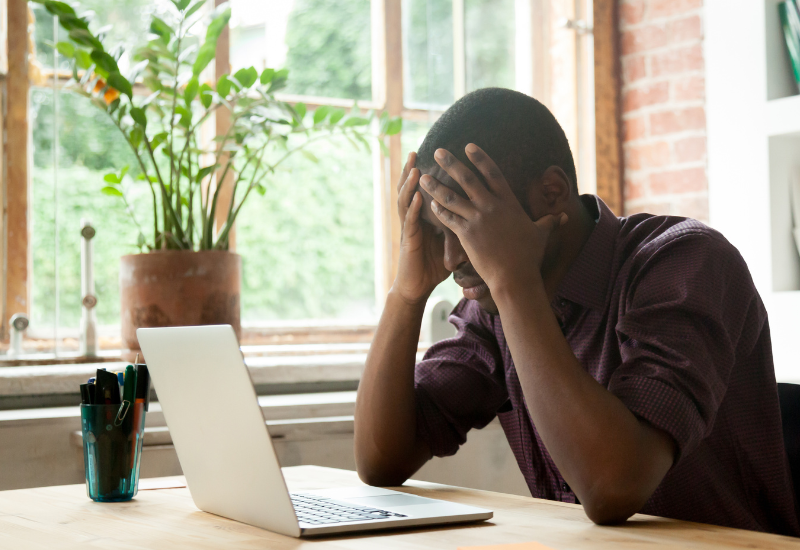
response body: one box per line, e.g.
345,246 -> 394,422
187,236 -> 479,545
420,174 -> 474,218
398,167 -> 421,221
433,148 -> 489,202
533,212 -> 569,236
430,199 -> 466,233
397,151 -> 417,194
464,143 -> 513,198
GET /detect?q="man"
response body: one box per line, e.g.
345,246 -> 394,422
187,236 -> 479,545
353,88 -> 799,535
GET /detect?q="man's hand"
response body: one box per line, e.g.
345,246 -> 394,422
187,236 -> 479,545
419,144 -> 567,295
393,151 -> 451,305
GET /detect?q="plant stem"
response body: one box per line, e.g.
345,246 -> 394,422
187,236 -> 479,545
144,134 -> 186,248
111,115 -> 159,249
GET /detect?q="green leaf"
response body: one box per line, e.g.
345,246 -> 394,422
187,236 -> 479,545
259,68 -> 274,85
55,41 -> 74,58
100,56 -> 126,79
130,107 -> 147,128
149,17 -> 173,41
329,108 -> 345,124
55,13 -> 89,31
267,68 -> 288,92
101,186 -> 124,197
294,102 -> 306,122
192,43 -> 215,76
171,0 -> 192,11
103,173 -> 121,184
68,28 -> 103,50
313,105 -> 331,125
44,1 -> 76,17
130,127 -> 144,149
137,232 -> 146,247
191,6 -> 231,75
233,66 -> 258,88
199,83 -> 213,108
217,74 -> 232,97
150,131 -> 169,149
184,0 -> 206,19
107,71 -> 133,99
75,49 -> 92,70
206,6 -> 231,42
196,164 -> 218,182
386,117 -> 403,135
256,183 -> 267,196
120,165 -> 130,180
175,105 -> 192,128
180,196 -> 190,207
300,150 -> 319,163
184,76 -> 199,105
343,116 -> 370,127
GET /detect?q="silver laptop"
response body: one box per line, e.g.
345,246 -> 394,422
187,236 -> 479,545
137,325 -> 492,537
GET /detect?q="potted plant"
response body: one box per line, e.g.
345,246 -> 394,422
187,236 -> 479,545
34,0 -> 401,357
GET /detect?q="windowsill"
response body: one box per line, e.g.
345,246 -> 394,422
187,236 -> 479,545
0,354 -> 369,398
1,322 -> 378,361
0,351 -> 427,409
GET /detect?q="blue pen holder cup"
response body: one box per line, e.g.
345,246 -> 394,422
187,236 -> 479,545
80,402 -> 146,502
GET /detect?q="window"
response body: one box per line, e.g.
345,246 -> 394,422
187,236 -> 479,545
2,0 -> 607,356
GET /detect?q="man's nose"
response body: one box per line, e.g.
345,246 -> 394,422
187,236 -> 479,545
443,230 -> 469,273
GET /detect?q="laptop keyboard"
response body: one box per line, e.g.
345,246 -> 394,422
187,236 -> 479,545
291,493 -> 407,525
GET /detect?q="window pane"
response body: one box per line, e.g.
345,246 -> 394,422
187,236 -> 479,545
402,0 -> 518,109
31,87 -> 147,340
230,0 -> 372,100
402,0 -> 454,109
465,0 -> 515,92
236,135 -> 375,322
31,0 -> 174,72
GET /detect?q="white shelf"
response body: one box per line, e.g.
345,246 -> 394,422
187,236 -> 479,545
767,94 -> 800,136
707,1 -> 800,380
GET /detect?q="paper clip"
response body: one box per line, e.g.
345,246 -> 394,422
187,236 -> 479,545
114,400 -> 131,426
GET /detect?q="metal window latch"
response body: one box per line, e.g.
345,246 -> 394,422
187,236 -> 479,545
558,18 -> 593,35
8,314 -> 29,357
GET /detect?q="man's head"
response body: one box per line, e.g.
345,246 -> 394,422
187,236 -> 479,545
414,88 -> 581,313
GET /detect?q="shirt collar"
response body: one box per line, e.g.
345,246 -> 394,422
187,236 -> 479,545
554,194 -> 620,310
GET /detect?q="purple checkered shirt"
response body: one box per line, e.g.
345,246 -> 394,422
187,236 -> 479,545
414,195 -> 800,536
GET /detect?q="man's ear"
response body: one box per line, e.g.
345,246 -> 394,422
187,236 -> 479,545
527,166 -> 572,216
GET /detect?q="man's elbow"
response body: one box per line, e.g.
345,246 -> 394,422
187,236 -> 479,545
581,485 -> 648,526
356,466 -> 409,488
354,448 -> 412,488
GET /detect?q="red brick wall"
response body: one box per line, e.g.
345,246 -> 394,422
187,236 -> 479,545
619,0 -> 709,222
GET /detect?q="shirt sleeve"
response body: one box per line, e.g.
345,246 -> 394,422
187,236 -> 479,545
609,226 -> 765,462
415,299 -> 509,458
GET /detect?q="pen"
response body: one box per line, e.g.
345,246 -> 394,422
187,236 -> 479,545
80,384 -> 91,405
135,363 -> 151,412
95,369 -> 121,405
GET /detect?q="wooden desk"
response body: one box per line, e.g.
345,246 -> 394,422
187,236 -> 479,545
0,466 -> 798,549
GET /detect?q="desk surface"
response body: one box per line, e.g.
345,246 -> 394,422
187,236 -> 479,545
0,466 -> 798,549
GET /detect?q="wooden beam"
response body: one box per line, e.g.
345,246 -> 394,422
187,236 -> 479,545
372,0 -> 403,306
593,0 -> 622,214
4,0 -> 30,339
214,0 -> 235,250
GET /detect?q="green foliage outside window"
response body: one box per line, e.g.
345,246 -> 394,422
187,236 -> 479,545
30,0 -> 382,328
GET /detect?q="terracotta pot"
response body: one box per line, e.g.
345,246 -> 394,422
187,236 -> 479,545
120,250 -> 241,359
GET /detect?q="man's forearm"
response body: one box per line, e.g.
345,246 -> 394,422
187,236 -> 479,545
492,279 -> 675,524
354,291 -> 432,486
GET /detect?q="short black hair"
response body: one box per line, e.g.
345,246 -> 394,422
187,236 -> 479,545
416,88 -> 578,199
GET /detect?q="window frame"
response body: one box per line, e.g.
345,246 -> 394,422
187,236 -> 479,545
0,0 -> 621,345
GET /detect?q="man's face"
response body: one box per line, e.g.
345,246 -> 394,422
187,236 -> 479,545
417,164 -> 499,314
